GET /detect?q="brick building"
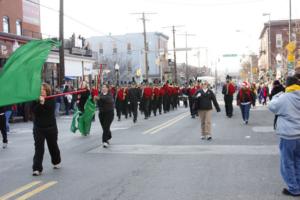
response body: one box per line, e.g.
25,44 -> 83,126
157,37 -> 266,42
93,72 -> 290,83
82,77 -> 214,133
0,0 -> 41,67
258,20 -> 300,80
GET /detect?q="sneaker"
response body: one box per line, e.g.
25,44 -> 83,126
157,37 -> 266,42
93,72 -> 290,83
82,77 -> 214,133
32,171 -> 42,176
207,136 -> 212,141
201,136 -> 206,140
2,143 -> 7,149
282,188 -> 300,196
103,142 -> 109,148
53,164 -> 61,169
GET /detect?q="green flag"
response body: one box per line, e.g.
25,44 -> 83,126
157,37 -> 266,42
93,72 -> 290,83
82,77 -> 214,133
0,39 -> 59,107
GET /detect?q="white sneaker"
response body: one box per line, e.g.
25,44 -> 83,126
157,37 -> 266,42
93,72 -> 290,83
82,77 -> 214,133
53,164 -> 61,169
32,171 -> 42,176
201,136 -> 206,140
103,142 -> 109,148
2,143 -> 7,149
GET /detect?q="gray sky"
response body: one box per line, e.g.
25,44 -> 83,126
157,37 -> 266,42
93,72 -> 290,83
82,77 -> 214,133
40,0 -> 300,73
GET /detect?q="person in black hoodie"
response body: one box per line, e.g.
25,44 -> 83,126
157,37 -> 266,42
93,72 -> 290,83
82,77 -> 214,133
95,84 -> 115,148
0,106 -> 8,149
31,83 -> 61,176
194,81 -> 221,140
128,82 -> 141,123
269,80 -> 285,100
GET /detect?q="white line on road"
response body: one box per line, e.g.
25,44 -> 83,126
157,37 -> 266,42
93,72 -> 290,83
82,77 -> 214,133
88,144 -> 279,155
149,114 -> 190,135
142,112 -> 189,135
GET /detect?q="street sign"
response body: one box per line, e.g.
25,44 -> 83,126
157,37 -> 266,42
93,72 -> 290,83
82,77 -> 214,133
223,54 -> 238,57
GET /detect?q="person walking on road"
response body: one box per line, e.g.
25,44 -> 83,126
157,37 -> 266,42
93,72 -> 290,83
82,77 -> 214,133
268,76 -> 300,197
31,83 -> 61,176
128,82 -> 141,123
222,76 -> 236,118
194,81 -> 221,140
0,106 -> 8,149
95,84 -> 115,148
236,81 -> 255,125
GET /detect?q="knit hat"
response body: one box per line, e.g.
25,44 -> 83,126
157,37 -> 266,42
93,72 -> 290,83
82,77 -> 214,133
241,81 -> 249,88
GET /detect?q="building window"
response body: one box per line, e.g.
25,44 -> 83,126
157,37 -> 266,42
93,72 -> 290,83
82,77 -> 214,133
127,43 -> 132,54
3,16 -> 9,33
113,43 -> 117,54
99,43 -> 103,54
276,34 -> 282,48
16,20 -> 22,35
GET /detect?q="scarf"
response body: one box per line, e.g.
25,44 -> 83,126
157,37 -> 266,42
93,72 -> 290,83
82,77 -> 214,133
285,84 -> 300,93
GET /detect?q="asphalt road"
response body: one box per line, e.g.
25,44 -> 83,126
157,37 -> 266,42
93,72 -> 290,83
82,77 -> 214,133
0,99 -> 293,200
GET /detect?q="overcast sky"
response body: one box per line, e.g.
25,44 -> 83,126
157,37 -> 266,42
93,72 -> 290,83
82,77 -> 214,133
40,0 -> 300,73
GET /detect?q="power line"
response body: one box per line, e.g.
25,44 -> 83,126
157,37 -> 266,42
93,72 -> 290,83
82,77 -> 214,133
140,0 -> 264,7
25,0 -> 131,46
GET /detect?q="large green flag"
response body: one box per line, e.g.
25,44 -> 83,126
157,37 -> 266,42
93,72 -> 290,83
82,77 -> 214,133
0,39 -> 59,107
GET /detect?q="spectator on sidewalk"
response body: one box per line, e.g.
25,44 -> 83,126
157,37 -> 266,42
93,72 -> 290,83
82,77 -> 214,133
268,76 -> 300,197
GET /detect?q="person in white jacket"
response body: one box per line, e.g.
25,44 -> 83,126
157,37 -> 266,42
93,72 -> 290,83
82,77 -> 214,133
268,76 -> 300,197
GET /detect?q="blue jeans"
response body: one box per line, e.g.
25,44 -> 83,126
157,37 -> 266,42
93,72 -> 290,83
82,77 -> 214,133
280,138 -> 300,195
5,111 -> 12,132
240,104 -> 251,122
55,103 -> 61,117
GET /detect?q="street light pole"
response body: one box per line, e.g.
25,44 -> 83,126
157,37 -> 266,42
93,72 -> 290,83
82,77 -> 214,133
59,0 -> 65,87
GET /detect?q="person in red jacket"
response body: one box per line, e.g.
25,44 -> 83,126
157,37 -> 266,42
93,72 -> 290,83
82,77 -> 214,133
143,82 -> 153,119
159,85 -> 166,113
222,76 -> 236,118
167,84 -> 174,110
188,83 -> 197,118
152,84 -> 160,116
116,86 -> 125,121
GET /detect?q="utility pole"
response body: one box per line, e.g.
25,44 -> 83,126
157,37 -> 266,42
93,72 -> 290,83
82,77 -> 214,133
289,0 -> 292,42
163,25 -> 184,84
59,0 -> 65,87
131,12 -> 156,82
178,32 -> 196,82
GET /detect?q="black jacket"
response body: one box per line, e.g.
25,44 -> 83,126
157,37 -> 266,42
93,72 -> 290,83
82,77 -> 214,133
78,90 -> 90,112
194,89 -> 220,111
97,93 -> 114,113
128,87 -> 141,105
32,99 -> 57,133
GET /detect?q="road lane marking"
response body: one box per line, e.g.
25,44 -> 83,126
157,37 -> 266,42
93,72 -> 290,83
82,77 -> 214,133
149,113 -> 189,135
142,112 -> 189,134
15,181 -> 57,200
88,145 -> 279,155
252,126 -> 274,133
0,181 -> 42,200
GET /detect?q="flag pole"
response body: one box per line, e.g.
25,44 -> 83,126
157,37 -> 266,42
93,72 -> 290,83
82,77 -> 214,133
45,89 -> 87,99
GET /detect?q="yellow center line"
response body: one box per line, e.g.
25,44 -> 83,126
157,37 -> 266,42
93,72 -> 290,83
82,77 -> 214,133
0,181 -> 42,200
15,181 -> 57,200
149,113 -> 189,135
143,112 -> 189,134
